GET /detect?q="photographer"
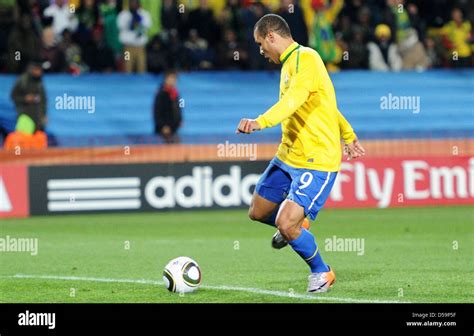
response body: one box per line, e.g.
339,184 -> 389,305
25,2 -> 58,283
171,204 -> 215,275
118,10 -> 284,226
10,61 -> 47,133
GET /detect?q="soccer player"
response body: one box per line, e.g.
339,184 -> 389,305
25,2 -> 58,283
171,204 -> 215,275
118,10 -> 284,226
236,14 -> 365,293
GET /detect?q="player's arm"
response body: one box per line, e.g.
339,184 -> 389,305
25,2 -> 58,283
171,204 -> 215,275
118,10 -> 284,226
337,109 -> 356,144
236,79 -> 309,134
254,53 -> 316,130
337,109 -> 366,160
236,52 -> 315,134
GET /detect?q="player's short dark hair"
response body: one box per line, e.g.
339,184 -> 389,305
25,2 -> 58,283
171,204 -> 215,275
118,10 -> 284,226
254,14 -> 292,38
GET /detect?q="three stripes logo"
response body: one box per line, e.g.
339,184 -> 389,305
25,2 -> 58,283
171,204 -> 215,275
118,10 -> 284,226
47,178 -> 141,212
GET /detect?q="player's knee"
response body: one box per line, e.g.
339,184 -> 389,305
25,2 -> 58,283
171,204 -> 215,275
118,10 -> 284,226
248,206 -> 261,221
276,212 -> 300,241
248,206 -> 268,222
275,216 -> 291,239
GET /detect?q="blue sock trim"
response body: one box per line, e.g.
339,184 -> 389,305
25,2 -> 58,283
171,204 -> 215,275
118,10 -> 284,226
289,229 -> 329,273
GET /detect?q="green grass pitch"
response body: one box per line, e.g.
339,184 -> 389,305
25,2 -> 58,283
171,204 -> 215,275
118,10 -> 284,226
0,206 -> 472,303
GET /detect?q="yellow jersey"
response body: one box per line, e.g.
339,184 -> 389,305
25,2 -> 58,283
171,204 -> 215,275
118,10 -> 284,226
441,21 -> 472,57
256,42 -> 356,172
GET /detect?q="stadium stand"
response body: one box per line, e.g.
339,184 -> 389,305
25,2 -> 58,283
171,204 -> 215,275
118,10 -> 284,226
1,70 -> 473,147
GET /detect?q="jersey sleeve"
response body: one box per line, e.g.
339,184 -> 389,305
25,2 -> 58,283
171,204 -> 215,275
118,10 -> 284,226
256,52 -> 316,129
337,109 -> 357,144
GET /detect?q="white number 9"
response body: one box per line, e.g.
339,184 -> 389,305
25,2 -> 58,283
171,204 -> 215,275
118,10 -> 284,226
299,172 -> 313,190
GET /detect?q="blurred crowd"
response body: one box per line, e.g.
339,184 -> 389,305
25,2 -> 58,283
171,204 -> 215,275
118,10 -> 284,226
0,0 -> 473,74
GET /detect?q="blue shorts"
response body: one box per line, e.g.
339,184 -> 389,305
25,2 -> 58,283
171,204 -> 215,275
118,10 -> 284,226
255,157 -> 337,220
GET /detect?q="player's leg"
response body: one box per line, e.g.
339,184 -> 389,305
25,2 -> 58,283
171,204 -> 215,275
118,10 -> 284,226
248,162 -> 291,226
249,159 -> 310,248
249,192 -> 310,249
276,199 -> 335,293
271,214 -> 310,249
277,170 -> 338,292
276,199 -> 329,271
248,193 -> 279,225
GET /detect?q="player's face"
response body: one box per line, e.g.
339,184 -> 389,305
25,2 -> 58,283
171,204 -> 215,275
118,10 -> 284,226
254,31 -> 279,64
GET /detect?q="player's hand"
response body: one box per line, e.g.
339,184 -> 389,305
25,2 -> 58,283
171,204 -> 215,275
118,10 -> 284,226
236,119 -> 261,134
345,138 -> 366,160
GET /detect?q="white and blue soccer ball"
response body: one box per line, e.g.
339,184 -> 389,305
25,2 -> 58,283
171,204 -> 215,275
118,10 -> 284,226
163,256 -> 202,293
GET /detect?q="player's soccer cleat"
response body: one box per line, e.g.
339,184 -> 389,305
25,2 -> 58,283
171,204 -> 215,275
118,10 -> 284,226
271,230 -> 288,249
271,218 -> 311,249
307,266 -> 336,293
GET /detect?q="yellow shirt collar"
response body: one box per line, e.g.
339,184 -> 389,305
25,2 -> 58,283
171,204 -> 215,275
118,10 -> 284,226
279,42 -> 300,64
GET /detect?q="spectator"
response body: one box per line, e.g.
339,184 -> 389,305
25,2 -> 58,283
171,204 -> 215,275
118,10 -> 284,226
217,28 -> 249,69
0,0 -> 472,74
240,2 -> 270,70
10,61 -> 47,133
405,2 -> 426,43
164,28 -> 191,71
99,0 -> 122,69
357,6 -> 375,43
416,0 -> 451,29
147,35 -> 168,73
6,13 -> 41,73
153,70 -> 182,144
75,0 -> 98,45
218,0 -> 243,41
367,23 -> 402,71
440,7 -> 472,68
117,0 -> 152,73
161,0 -> 182,33
342,25 -> 369,69
384,0 -> 411,44
60,29 -> 89,74
40,26 -> 66,72
43,0 -> 79,38
336,14 -> 352,42
398,28 -> 429,70
0,0 -> 16,70
384,0 -> 426,45
309,0 -> 344,70
340,0 -> 364,23
424,35 -> 443,68
25,1 -> 50,39
277,0 -> 308,46
82,26 -> 115,72
184,29 -> 214,70
186,0 -> 220,48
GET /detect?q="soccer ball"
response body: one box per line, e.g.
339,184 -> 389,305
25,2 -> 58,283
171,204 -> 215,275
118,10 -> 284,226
163,256 -> 202,293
